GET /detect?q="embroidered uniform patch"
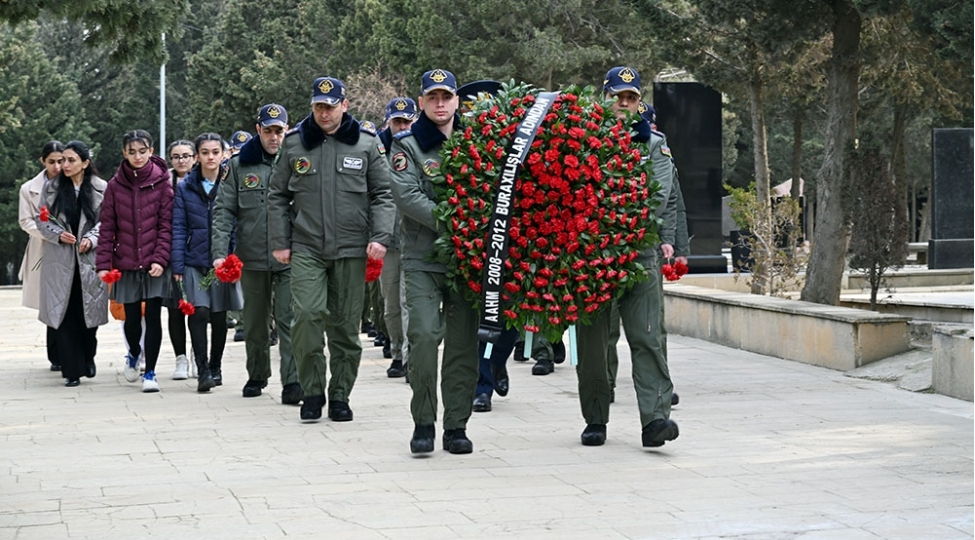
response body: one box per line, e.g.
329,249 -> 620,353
422,159 -> 439,177
392,152 -> 408,172
660,145 -> 672,158
342,157 -> 363,170
377,142 -> 386,155
243,174 -> 260,188
295,157 -> 311,174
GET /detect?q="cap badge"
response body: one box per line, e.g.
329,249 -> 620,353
395,100 -> 407,111
619,68 -> 636,83
237,133 -> 248,142
638,102 -> 647,114
430,70 -> 448,83
267,106 -> 281,118
318,79 -> 333,94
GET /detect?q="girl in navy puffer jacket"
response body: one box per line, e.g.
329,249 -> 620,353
172,133 -> 242,392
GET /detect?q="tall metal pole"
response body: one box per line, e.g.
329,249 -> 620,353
159,33 -> 167,151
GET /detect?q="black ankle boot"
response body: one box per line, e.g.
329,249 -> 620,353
442,428 -> 473,454
196,356 -> 214,393
410,424 -> 435,454
209,359 -> 222,386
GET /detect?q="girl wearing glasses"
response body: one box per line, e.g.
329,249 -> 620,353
164,140 -> 197,380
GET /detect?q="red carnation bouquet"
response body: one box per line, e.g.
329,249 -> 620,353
365,257 -> 384,282
662,259 -> 689,281
101,269 -> 123,284
202,254 -> 244,289
214,254 -> 243,283
433,82 -> 662,342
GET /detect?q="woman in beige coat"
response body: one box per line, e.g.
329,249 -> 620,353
37,141 -> 109,386
18,141 -> 65,371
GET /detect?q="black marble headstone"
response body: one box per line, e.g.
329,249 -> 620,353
653,82 -> 726,273
929,128 -> 974,269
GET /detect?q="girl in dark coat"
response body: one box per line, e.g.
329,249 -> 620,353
172,133 -> 243,392
96,130 -> 174,393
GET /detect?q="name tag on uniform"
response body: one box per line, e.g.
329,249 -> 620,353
343,157 -> 363,170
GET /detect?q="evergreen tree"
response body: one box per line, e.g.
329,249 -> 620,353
0,22 -> 92,279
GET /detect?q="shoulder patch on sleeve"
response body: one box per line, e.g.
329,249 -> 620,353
660,145 -> 672,158
392,152 -> 408,172
377,141 -> 386,155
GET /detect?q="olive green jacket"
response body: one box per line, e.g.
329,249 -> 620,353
212,136 -> 286,271
268,113 -> 395,260
388,113 -> 459,273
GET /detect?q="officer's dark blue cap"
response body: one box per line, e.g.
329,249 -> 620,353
230,131 -> 252,150
257,103 -> 288,128
457,80 -> 503,112
421,69 -> 457,96
385,97 -> 418,122
311,76 -> 346,106
603,66 -> 642,96
638,102 -> 656,124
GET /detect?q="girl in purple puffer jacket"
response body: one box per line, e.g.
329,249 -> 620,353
96,129 -> 174,393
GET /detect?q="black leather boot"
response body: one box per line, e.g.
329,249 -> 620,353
209,358 -> 222,386
410,424 -> 435,454
196,355 -> 215,393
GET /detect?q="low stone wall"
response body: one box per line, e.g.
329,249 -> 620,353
931,326 -> 974,401
664,284 -> 912,371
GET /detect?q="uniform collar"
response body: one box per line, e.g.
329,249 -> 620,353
412,111 -> 460,153
297,112 -> 361,150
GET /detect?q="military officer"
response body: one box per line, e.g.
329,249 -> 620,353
606,103 -> 687,408
268,77 -> 395,423
213,103 -> 302,405
575,66 -> 680,448
389,70 -> 479,455
378,97 -> 418,379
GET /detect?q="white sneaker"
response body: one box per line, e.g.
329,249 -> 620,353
123,354 -> 140,383
142,370 -> 160,393
172,355 -> 189,380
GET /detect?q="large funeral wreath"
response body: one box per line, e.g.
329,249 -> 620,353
432,82 -> 662,342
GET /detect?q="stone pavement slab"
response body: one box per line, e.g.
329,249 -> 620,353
0,289 -> 971,539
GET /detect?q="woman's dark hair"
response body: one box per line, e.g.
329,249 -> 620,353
123,129 -> 154,150
194,132 -> 223,154
40,140 -> 65,160
53,140 -> 99,228
167,139 -> 194,158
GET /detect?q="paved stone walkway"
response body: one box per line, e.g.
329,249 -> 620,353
0,289 -> 971,539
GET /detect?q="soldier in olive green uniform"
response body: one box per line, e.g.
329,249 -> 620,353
267,77 -> 395,423
213,104 -> 301,405
378,97 -> 419,378
389,69 -> 479,455
575,67 -> 680,449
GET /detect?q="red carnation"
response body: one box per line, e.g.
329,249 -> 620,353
674,260 -> 690,277
101,269 -> 123,284
39,206 -> 50,222
178,298 -> 196,316
215,254 -> 244,283
365,257 -> 384,282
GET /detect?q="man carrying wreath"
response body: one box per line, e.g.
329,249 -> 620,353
389,69 -> 480,455
575,66 -> 681,448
